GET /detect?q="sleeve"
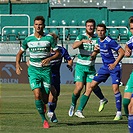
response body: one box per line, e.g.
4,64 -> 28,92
75,35 -> 83,41
110,39 -> 121,51
20,38 -> 28,51
62,47 -> 72,61
126,37 -> 133,50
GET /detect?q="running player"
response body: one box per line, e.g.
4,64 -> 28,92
16,16 -> 60,128
73,23 -> 124,120
68,19 -> 108,118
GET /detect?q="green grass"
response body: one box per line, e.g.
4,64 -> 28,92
0,84 -> 128,133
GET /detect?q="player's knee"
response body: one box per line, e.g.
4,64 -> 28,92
128,102 -> 133,114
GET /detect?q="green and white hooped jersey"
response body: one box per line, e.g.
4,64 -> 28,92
75,33 -> 98,66
21,34 -> 58,67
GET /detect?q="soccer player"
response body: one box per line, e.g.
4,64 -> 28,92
47,44 -> 73,123
68,19 -> 108,118
127,16 -> 133,40
123,35 -> 133,132
123,16 -> 133,117
128,94 -> 133,133
72,23 -> 124,120
16,16 -> 60,128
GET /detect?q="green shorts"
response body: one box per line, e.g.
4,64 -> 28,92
74,63 -> 96,83
124,72 -> 133,93
28,65 -> 51,93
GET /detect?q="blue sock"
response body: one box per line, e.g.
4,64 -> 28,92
128,115 -> 133,133
48,102 -> 56,112
93,86 -> 104,100
114,92 -> 122,111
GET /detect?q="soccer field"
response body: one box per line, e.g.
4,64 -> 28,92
0,84 -> 128,133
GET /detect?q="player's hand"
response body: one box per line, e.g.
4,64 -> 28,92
16,65 -> 22,75
108,63 -> 116,70
125,49 -> 131,57
94,45 -> 100,53
41,58 -> 50,66
67,65 -> 73,72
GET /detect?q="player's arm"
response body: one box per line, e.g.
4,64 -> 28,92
49,32 -> 58,41
125,44 -> 132,57
108,47 -> 125,70
72,39 -> 91,49
16,49 -> 24,75
67,59 -> 73,72
41,49 -> 60,66
62,47 -> 73,71
90,45 -> 100,61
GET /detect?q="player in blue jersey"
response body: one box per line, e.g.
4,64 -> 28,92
123,17 -> 133,118
16,16 -> 60,128
47,44 -> 73,122
73,23 -> 125,120
124,35 -> 133,132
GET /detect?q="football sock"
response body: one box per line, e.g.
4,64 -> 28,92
71,93 -> 80,106
93,86 -> 104,100
128,115 -> 133,133
123,98 -> 130,117
77,94 -> 89,111
48,102 -> 56,112
114,92 -> 122,111
35,100 -> 46,122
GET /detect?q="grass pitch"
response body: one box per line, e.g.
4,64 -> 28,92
0,84 -> 128,133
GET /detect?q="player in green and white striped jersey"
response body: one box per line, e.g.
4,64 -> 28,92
68,19 -> 108,118
16,16 -> 60,128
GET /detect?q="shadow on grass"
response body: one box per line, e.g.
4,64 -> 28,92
51,114 -> 127,127
50,120 -> 127,128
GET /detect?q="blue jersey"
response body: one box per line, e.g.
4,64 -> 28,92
98,36 -> 122,67
126,36 -> 133,49
50,46 -> 72,96
50,46 -> 72,77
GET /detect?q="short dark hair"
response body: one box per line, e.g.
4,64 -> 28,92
85,19 -> 96,27
97,23 -> 106,31
129,16 -> 133,23
34,16 -> 45,24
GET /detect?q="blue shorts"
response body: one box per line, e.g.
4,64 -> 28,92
51,75 -> 60,96
131,93 -> 133,98
93,65 -> 121,85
